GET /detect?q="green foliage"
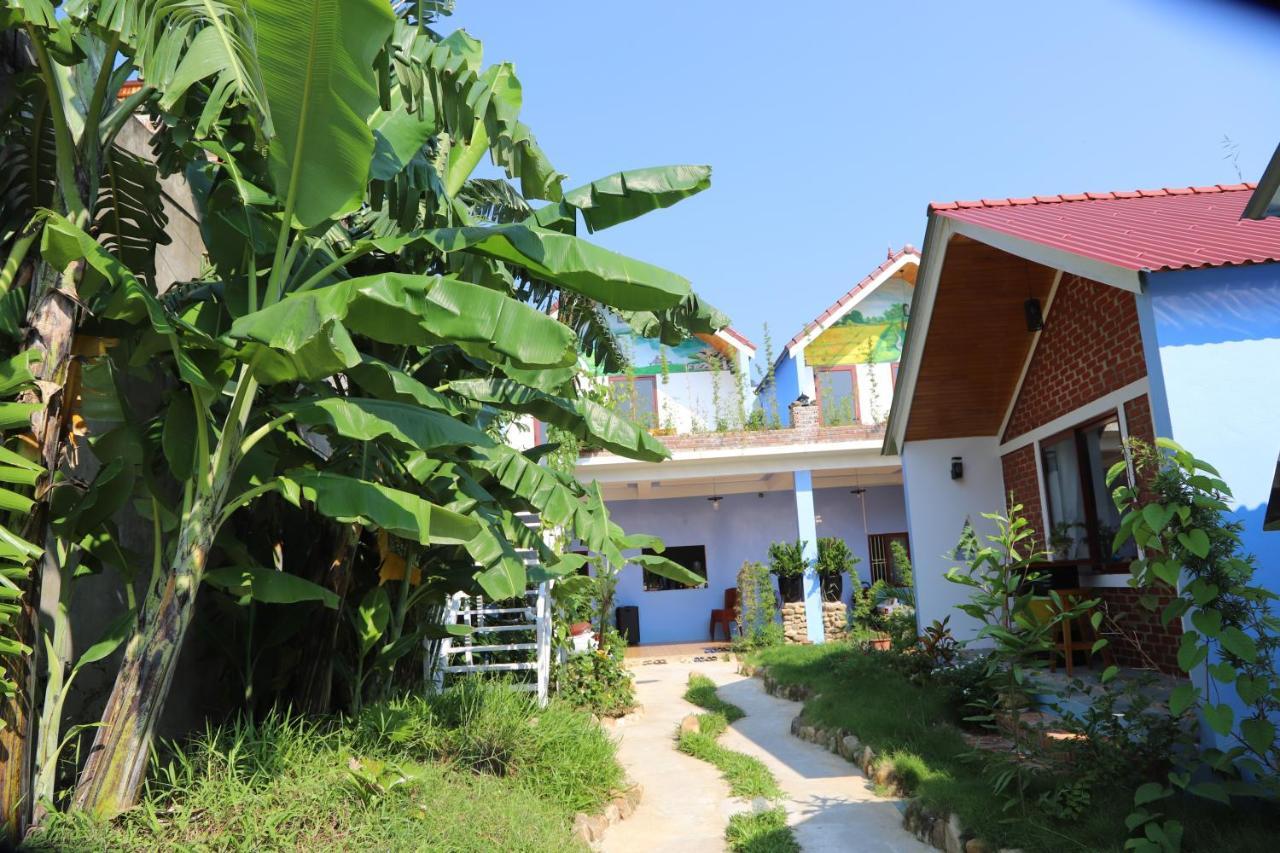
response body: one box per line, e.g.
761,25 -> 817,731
725,806 -> 800,853
553,629 -> 635,717
734,561 -> 783,651
1105,439 -> 1280,848
684,673 -> 745,722
677,713 -> 781,799
767,540 -> 808,578
750,643 -> 1280,852
944,503 -> 1099,816
29,682 -> 619,850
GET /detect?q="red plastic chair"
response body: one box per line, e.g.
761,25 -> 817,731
709,588 -> 739,641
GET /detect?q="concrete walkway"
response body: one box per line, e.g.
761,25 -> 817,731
601,656 -> 932,853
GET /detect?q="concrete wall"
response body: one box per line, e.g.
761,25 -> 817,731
605,484 -> 907,644
901,436 -> 1007,641
654,366 -> 752,433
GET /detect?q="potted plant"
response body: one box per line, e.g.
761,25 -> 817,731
767,540 -> 808,603
816,537 -> 858,602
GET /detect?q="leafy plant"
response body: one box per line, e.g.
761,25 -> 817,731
768,540 -> 808,603
1105,438 -> 1280,850
734,561 -> 782,651
553,628 -> 634,717
816,537 -> 856,602
944,502 -> 1098,817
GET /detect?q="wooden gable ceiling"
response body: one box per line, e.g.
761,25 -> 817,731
904,235 -> 1057,442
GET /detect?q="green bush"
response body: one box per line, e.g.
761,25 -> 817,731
553,628 -> 635,716
767,540 -> 808,602
816,537 -> 857,601
29,685 -> 618,852
735,561 -> 783,651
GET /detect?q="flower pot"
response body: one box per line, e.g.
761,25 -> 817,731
776,574 -> 805,604
868,634 -> 892,651
819,571 -> 843,602
569,621 -> 593,637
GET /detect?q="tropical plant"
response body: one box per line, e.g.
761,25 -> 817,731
944,503 -> 1099,817
734,560 -> 782,650
767,539 -> 808,603
816,537 -> 856,602
1105,439 -> 1280,850
1,0 -> 730,833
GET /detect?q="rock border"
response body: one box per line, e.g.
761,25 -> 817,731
571,779 -> 643,849
745,663 -> 1023,853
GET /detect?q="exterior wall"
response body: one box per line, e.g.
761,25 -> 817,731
1003,275 -> 1147,441
1146,264 -> 1280,603
902,436 -> 1007,640
999,444 -> 1043,542
606,484 -> 907,644
766,353 -> 802,426
1096,587 -> 1182,672
651,367 -> 751,433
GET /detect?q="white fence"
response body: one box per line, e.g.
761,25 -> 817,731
429,581 -> 552,706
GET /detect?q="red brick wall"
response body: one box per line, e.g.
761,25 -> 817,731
1000,445 -> 1044,545
1123,394 -> 1155,447
1003,276 -> 1147,442
1096,587 -> 1183,675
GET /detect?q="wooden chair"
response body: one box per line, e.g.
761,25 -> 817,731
1030,588 -> 1114,677
709,588 -> 739,642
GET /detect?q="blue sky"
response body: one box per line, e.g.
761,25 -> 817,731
449,0 -> 1280,357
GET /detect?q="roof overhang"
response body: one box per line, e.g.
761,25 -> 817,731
885,215 -> 1106,454
580,438 -> 894,485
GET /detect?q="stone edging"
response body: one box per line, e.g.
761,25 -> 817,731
571,779 -> 643,849
744,664 -> 1023,853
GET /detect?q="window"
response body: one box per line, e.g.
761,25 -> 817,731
641,545 -> 708,591
609,375 -> 658,430
868,533 -> 910,585
816,366 -> 859,426
1040,415 -> 1137,569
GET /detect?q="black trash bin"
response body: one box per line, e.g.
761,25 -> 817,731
615,605 -> 640,646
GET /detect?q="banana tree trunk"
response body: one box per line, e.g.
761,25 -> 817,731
70,495 -> 220,818
289,523 -> 357,714
0,261 -> 79,842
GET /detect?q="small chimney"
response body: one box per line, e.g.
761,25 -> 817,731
789,395 -> 819,432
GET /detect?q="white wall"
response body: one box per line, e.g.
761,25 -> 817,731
901,436 -> 1007,641
656,367 -> 752,433
855,362 -> 897,425
813,485 -> 909,595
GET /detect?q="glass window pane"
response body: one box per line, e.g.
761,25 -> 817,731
1083,419 -> 1137,562
611,376 -> 657,429
818,370 -> 856,425
1042,434 -> 1088,560
641,545 -> 708,591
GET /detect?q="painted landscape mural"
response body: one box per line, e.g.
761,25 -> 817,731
805,276 -> 913,366
606,313 -> 718,375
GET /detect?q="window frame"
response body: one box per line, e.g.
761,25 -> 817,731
1038,412 -> 1134,574
608,374 -> 659,430
640,544 -> 709,592
813,365 -> 860,426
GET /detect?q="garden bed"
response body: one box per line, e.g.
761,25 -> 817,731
25,682 -> 630,852
746,644 -> 1280,853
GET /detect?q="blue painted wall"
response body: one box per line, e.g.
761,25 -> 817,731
762,353 -> 801,426
1147,264 -> 1280,594
605,485 -> 908,643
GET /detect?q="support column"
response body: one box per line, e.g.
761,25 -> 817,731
793,470 -> 824,644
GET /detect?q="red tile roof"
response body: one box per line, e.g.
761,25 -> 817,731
785,246 -> 920,352
931,183 -> 1280,272
718,325 -> 757,353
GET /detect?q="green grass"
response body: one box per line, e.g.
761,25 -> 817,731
685,672 -> 746,722
678,713 -> 782,799
27,681 -> 621,852
750,644 -> 1280,853
726,806 -> 801,852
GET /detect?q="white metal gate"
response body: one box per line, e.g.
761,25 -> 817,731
430,581 -> 552,705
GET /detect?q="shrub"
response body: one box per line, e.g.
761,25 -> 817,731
735,561 -> 782,650
553,628 -> 635,717
816,537 -> 857,602
768,540 -> 809,602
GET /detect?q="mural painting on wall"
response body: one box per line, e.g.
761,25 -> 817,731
805,277 -> 913,367
607,313 -> 718,375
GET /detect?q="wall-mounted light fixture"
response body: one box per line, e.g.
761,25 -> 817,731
950,457 -> 964,480
1024,297 -> 1044,332
708,496 -> 723,511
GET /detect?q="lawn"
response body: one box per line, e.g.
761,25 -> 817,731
25,681 -> 621,852
750,644 -> 1280,853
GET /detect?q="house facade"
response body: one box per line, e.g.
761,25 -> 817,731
573,253 -> 920,645
885,183 -> 1280,674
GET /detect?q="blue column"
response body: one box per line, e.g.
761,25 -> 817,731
793,470 -> 824,643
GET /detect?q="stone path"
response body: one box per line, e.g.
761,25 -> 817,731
600,656 -> 933,853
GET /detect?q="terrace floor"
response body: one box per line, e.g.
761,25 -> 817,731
622,641 -> 732,663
